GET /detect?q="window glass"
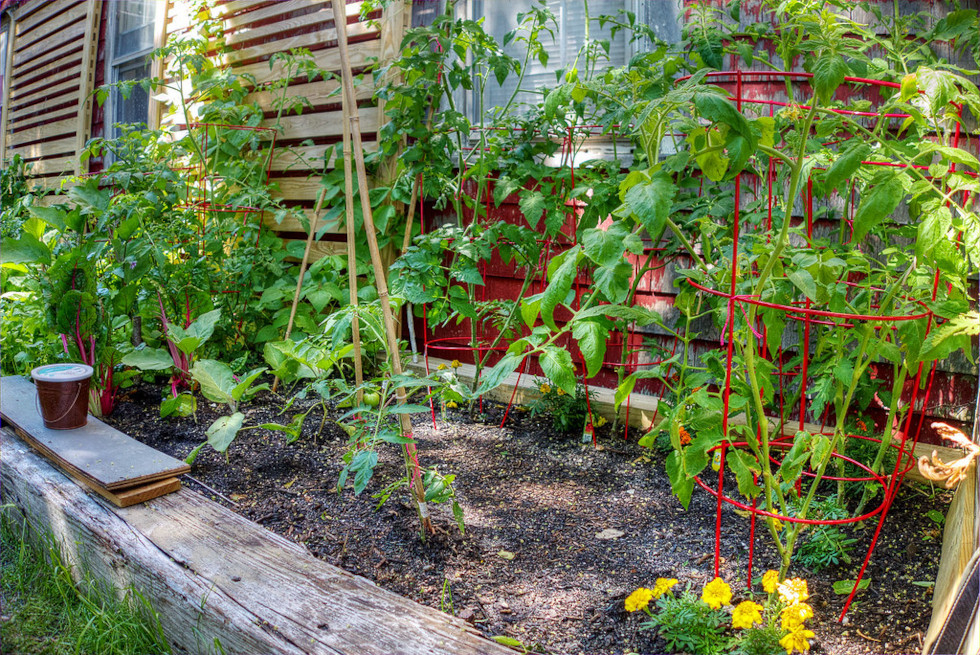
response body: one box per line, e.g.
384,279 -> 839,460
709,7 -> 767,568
108,0 -> 157,139
113,0 -> 157,59
473,0 -> 628,118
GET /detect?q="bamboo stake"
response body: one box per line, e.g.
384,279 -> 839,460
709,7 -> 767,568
342,98 -> 364,405
331,0 -> 432,534
272,188 -> 327,393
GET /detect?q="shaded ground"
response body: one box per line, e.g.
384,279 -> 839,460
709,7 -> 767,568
106,383 -> 950,655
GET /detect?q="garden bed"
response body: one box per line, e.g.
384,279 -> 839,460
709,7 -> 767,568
104,382 -> 952,655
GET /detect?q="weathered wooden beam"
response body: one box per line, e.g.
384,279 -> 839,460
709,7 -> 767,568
0,428 -> 513,655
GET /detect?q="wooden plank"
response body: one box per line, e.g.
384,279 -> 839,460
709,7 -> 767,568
0,430 -> 323,655
9,90 -> 81,123
232,40 -> 378,86
225,17 -> 378,65
375,0 -> 408,144
9,63 -> 82,101
7,108 -> 77,133
273,177 -> 325,201
74,0 -> 102,176
924,469 -> 978,653
1,428 -> 516,655
9,39 -> 80,86
10,136 -> 77,160
8,77 -> 80,111
12,49 -> 82,90
147,0 -> 172,130
7,116 -> 78,147
13,0 -> 84,35
224,1 -> 361,46
0,10 -> 16,157
16,155 -> 76,176
263,208 -> 344,234
0,376 -> 190,490
225,0 -> 329,36
262,108 -> 377,140
244,75 -> 373,112
60,467 -> 183,508
13,8 -> 87,62
268,141 -> 377,172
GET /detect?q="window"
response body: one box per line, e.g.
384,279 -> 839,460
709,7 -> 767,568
465,0 -> 682,121
106,0 -> 161,139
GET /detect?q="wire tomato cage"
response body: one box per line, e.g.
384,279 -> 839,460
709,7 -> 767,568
674,70 -> 974,620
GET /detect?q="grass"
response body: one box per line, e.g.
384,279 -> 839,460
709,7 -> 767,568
0,506 -> 171,655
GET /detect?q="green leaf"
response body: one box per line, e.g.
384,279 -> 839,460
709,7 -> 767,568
475,352 -> 525,396
726,450 -> 762,499
852,172 -> 905,242
788,269 -> 819,302
492,636 -> 524,648
666,451 -> 694,510
1,233 -> 50,265
122,347 -> 174,371
582,222 -> 630,268
624,172 -> 675,242
190,359 -> 236,407
593,260 -> 633,304
832,578 -> 870,595
539,345 -> 576,395
571,318 -> 610,378
185,442 -> 207,465
206,412 -> 245,453
27,205 -> 67,231
824,143 -> 870,192
808,51 -> 851,104
541,246 -> 580,331
778,431 -> 813,483
161,393 -> 197,418
518,191 -> 547,229
695,93 -> 753,142
231,367 -> 267,402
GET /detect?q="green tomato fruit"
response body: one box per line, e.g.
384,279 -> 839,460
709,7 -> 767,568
362,391 -> 381,407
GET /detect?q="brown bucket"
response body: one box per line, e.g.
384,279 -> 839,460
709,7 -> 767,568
31,364 -> 93,430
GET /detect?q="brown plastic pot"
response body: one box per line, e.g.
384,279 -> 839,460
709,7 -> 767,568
31,363 -> 93,430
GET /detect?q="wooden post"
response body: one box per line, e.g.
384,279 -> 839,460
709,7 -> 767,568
0,11 -> 17,158
342,98 -> 364,403
75,1 -> 103,176
331,0 -> 431,534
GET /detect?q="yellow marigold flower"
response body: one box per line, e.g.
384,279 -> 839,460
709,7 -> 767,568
450,359 -> 462,369
732,600 -> 764,629
779,626 -> 815,654
595,415 -> 608,427
651,578 -> 678,599
778,578 -> 809,605
446,401 -> 458,409
437,363 -> 447,370
624,587 -> 654,612
701,577 -> 732,609
557,387 -> 566,396
780,602 -> 814,631
539,383 -> 552,394
762,570 -> 780,594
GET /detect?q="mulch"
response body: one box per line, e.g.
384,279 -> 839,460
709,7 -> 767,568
105,382 -> 950,655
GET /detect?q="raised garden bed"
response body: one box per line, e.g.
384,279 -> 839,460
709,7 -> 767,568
103,382 -> 954,655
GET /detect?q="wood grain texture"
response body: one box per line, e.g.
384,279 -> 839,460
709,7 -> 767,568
14,14 -> 87,64
0,9 -> 16,156
0,376 -> 190,490
232,40 -> 377,86
225,19 -> 378,65
7,116 -> 78,147
9,62 -> 82,100
13,1 -> 87,54
7,78 -> 79,112
262,109 -> 377,141
1,427 -> 515,655
8,40 -> 81,87
12,0 -> 84,35
10,135 -> 77,160
244,76 -> 373,113
224,1 -> 357,47
74,0 -> 102,176
268,141 -> 377,172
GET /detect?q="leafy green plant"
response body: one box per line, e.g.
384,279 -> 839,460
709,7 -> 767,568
637,582 -> 729,655
184,359 -> 268,464
527,378 -> 594,437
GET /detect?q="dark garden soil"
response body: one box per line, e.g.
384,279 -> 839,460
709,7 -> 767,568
105,382 -> 951,655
